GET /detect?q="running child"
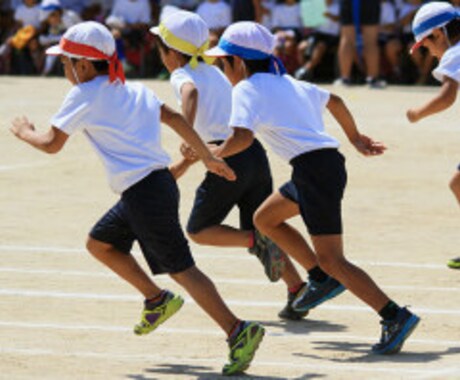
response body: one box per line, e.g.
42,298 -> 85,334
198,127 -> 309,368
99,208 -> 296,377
9,21 -> 264,376
205,21 -> 420,354
150,10 -> 315,320
406,1 -> 460,269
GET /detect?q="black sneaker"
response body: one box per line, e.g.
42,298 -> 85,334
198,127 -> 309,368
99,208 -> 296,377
372,307 -> 420,355
292,277 -> 345,313
249,230 -> 286,282
278,284 -> 309,320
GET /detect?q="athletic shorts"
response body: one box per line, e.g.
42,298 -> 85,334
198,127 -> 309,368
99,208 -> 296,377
187,139 -> 272,233
90,169 -> 194,275
340,0 -> 381,26
290,149 -> 347,235
279,180 -> 299,203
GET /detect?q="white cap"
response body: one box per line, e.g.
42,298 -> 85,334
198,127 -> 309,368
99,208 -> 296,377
205,21 -> 276,58
41,0 -> 62,11
150,10 -> 209,54
411,2 -> 459,53
46,21 -> 116,60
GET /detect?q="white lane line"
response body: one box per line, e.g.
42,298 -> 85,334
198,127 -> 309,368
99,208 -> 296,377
0,244 -> 447,269
0,347 -> 452,376
1,267 -> 459,292
0,320 -> 459,347
1,288 -> 459,315
0,161 -> 51,172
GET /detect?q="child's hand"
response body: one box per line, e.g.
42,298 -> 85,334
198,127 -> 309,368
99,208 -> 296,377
10,116 -> 35,139
180,142 -> 199,161
351,134 -> 386,156
406,109 -> 420,123
203,156 -> 236,181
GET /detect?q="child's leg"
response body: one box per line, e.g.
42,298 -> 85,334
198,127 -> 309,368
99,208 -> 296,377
310,234 -> 390,312
188,225 -> 252,247
449,169 -> 460,205
254,190 -> 318,272
171,265 -> 238,334
86,237 -> 162,299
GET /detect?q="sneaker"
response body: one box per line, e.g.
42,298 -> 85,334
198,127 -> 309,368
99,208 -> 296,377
278,284 -> 309,320
292,277 -> 346,313
249,230 -> 286,282
447,257 -> 460,269
333,77 -> 352,87
294,67 -> 311,81
133,290 -> 184,335
222,321 -> 265,376
372,307 -> 420,355
367,77 -> 387,89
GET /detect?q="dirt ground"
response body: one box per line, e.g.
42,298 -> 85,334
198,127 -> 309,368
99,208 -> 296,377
0,77 -> 459,380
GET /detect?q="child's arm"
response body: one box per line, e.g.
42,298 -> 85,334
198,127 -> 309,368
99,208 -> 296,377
327,94 -> 386,156
161,104 -> 236,181
10,116 -> 68,154
406,78 -> 458,123
212,128 -> 255,158
169,157 -> 196,180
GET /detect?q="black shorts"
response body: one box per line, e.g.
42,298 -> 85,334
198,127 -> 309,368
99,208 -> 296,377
89,169 -> 194,275
187,139 -> 272,233
312,32 -> 339,48
290,149 -> 347,235
340,0 -> 380,26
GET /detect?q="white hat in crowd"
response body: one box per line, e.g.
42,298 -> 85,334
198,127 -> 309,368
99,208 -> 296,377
205,21 -> 286,75
150,10 -> 214,69
411,1 -> 460,53
46,21 -> 125,83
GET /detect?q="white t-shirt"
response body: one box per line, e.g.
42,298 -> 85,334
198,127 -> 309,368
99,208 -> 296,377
271,4 -> 302,29
51,76 -> 170,194
229,73 -> 339,162
433,42 -> 460,83
380,1 -> 397,36
316,3 -> 339,36
14,4 -> 41,28
196,1 -> 231,30
398,4 -> 419,34
170,62 -> 232,143
110,0 -> 151,24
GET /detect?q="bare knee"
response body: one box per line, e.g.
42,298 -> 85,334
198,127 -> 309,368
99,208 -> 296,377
187,230 -> 206,245
253,209 -> 274,235
86,236 -> 111,259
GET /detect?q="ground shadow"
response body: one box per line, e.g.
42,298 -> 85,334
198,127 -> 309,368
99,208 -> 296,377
126,363 -> 325,379
294,341 -> 460,364
260,318 -> 347,336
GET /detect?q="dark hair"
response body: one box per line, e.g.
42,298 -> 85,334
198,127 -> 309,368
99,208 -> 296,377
242,58 -> 271,75
445,19 -> 460,41
71,58 -> 109,74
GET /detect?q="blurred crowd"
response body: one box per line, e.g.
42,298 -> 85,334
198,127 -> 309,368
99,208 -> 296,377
0,0 -> 456,85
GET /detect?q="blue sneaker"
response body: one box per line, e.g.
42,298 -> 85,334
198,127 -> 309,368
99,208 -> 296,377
372,307 -> 420,355
278,283 -> 309,321
292,277 -> 345,313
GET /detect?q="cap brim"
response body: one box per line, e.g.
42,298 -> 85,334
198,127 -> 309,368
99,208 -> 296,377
149,26 -> 160,36
410,40 -> 424,54
204,46 -> 230,57
45,45 -> 63,56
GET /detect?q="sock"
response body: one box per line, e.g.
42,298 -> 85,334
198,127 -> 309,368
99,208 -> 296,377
379,300 -> 400,320
288,282 -> 305,294
145,290 -> 165,309
308,266 -> 329,283
228,319 -> 243,341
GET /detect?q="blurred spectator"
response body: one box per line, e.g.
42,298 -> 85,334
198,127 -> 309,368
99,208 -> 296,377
229,0 -> 263,22
107,0 -> 151,75
271,0 -> 301,29
379,0 -> 403,83
14,0 -> 41,28
196,0 -> 231,46
160,0 -> 200,11
273,28 -> 299,74
452,0 -> 460,11
295,0 -> 339,81
39,0 -> 81,75
398,0 -> 433,84
337,0 -> 385,88
260,0 -> 276,29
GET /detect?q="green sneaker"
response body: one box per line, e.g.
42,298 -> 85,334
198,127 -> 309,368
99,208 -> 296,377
134,290 -> 184,336
222,321 -> 265,376
447,257 -> 460,269
249,230 -> 286,282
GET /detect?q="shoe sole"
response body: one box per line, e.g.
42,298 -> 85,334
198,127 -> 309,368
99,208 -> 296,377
447,262 -> 460,269
293,285 -> 346,313
222,326 -> 265,376
373,314 -> 421,355
134,295 -> 184,336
